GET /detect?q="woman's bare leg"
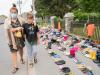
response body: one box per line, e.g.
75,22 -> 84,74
19,48 -> 25,64
12,52 -> 18,67
19,48 -> 23,59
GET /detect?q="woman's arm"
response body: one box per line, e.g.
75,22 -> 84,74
10,27 -> 23,32
10,28 -> 18,32
4,19 -> 13,44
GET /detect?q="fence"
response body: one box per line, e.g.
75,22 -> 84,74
37,17 -> 100,43
71,18 -> 100,43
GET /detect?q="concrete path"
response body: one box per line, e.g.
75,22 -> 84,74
0,25 -> 99,75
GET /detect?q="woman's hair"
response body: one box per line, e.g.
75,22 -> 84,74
10,4 -> 18,13
13,4 -> 16,7
27,12 -> 34,19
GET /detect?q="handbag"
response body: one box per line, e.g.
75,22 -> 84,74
14,31 -> 22,38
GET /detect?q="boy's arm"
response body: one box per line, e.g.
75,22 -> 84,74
37,32 -> 40,44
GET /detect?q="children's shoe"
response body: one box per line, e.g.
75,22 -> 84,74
29,63 -> 34,68
34,58 -> 38,63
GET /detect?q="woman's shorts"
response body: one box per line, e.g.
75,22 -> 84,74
9,44 -> 24,53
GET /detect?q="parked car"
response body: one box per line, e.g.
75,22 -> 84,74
0,19 -> 5,25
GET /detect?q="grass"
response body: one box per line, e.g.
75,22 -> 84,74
71,26 -> 100,41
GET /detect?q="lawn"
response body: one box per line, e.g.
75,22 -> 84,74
71,26 -> 100,42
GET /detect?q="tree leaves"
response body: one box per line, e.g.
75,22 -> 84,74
35,0 -> 78,18
35,0 -> 100,18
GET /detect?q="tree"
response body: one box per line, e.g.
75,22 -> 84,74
35,0 -> 51,18
79,0 -> 100,12
0,15 -> 7,18
35,0 -> 100,18
35,0 -> 78,18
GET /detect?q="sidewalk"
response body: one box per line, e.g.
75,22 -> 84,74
0,25 -> 99,75
0,25 -> 61,75
0,25 -> 27,75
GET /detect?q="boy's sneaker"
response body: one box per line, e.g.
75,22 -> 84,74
34,58 -> 38,63
29,63 -> 34,68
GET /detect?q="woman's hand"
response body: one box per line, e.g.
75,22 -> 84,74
10,28 -> 18,32
16,27 -> 23,31
10,27 -> 23,32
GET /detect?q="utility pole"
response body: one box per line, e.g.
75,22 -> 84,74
32,0 -> 35,11
32,0 -> 36,25
17,0 -> 22,15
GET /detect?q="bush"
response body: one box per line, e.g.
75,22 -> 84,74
73,10 -> 100,20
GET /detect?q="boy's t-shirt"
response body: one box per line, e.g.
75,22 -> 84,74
23,23 -> 39,45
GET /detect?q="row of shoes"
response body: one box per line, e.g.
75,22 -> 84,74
41,28 -> 96,75
48,50 -> 73,75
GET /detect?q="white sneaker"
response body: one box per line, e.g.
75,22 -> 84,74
29,63 -> 34,68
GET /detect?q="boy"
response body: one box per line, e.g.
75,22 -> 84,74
23,13 -> 40,67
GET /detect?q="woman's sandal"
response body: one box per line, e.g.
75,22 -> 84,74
20,59 -> 25,64
12,67 -> 19,74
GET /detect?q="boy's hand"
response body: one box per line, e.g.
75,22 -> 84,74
38,40 -> 40,44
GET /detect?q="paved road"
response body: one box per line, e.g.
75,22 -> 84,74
0,25 -> 100,75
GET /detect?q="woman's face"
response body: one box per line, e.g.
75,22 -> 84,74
10,9 -> 17,13
10,9 -> 18,19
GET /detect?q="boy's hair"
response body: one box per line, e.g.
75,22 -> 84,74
27,12 -> 34,19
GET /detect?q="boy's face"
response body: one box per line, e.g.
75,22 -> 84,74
27,17 -> 34,24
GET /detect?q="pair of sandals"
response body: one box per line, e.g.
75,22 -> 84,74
12,59 -> 25,74
77,64 -> 90,74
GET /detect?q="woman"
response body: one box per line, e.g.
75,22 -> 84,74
23,13 -> 40,67
4,4 -> 25,73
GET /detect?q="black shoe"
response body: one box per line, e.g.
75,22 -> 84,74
34,58 -> 37,63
